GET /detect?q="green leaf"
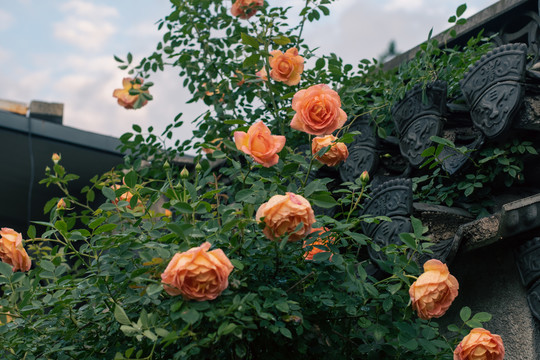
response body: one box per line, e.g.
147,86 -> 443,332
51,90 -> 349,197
399,233 -> 416,249
180,308 -> 200,324
173,202 -> 193,214
40,260 -> 55,272
102,186 -> 117,201
388,282 -> 402,295
218,322 -> 237,336
310,193 -> 336,208
146,283 -> 163,297
279,327 -> 292,339
94,223 -> 118,235
230,259 -> 244,271
456,4 -> 467,17
472,312 -> 492,322
243,54 -> 260,68
0,262 -> 12,277
124,171 -> 137,188
27,225 -> 36,239
241,32 -> 259,48
114,304 -> 131,326
460,306 -> 471,322
272,35 -> 291,45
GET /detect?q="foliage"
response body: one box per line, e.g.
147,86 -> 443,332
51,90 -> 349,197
0,1 -> 503,359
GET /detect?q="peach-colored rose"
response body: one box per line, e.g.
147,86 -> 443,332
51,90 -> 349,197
52,153 -> 61,164
303,227 -> 334,261
256,193 -> 315,242
230,0 -> 263,19
269,47 -> 304,86
111,184 -> 142,209
234,121 -> 286,167
112,77 -> 150,109
311,135 -> 349,166
256,67 -> 268,81
57,198 -> 66,210
409,259 -> 459,320
0,228 -> 31,272
161,242 -> 234,301
454,328 -> 504,360
202,138 -> 223,155
290,84 -> 347,135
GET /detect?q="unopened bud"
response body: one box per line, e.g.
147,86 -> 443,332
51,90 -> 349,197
360,171 -> 369,186
52,153 -> 61,164
164,209 -> 172,218
163,161 -> 171,169
195,163 -> 202,172
57,198 -> 66,210
180,167 -> 189,179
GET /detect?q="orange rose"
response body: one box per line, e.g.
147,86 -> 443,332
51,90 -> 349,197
256,67 -> 268,81
409,259 -> 459,320
303,227 -> 334,261
112,77 -> 150,109
52,153 -> 61,164
111,184 -> 142,209
454,328 -> 504,360
161,242 -> 234,301
312,135 -> 349,166
57,198 -> 67,210
290,84 -> 347,135
256,193 -> 315,242
0,228 -> 31,272
234,121 -> 286,167
269,47 -> 304,86
230,0 -> 263,19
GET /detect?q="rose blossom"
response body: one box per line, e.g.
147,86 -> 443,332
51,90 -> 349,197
0,228 -> 31,272
112,77 -> 150,109
234,121 -> 286,167
311,135 -> 349,166
256,193 -> 315,242
256,67 -> 268,81
303,227 -> 334,261
409,259 -> 459,320
290,84 -> 347,135
161,242 -> 234,301
230,0 -> 263,19
269,47 -> 304,86
454,328 -> 504,360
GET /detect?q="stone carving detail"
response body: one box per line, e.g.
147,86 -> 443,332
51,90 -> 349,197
439,135 -> 484,175
500,193 -> 540,238
516,237 -> 540,288
340,116 -> 378,183
392,81 -> 446,167
527,281 -> 540,321
361,178 -> 413,263
460,43 -> 527,139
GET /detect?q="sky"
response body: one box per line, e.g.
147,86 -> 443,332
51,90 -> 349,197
0,0 -> 499,151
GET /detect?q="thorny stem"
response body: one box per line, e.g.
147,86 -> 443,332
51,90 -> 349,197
296,0 -> 311,49
287,271 -> 314,292
302,135 -> 314,188
346,183 -> 365,223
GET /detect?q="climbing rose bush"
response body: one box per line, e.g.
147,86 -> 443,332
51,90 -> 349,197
0,2 -> 501,359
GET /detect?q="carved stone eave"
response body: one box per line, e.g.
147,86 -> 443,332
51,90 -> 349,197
450,193 -> 540,253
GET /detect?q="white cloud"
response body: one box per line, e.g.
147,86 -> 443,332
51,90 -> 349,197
383,0 -> 425,12
59,0 -> 118,18
54,0 -> 118,51
0,9 -> 14,31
